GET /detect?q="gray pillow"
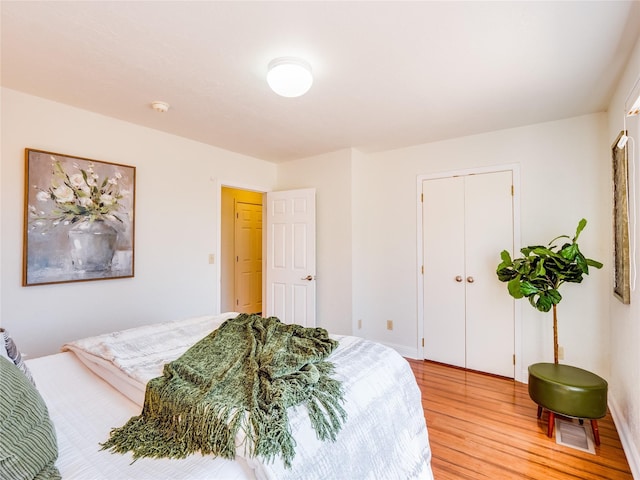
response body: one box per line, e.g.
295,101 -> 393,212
0,357 -> 61,480
0,328 -> 35,385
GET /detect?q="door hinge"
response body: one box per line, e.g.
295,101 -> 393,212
422,338 -> 424,347
513,354 -> 516,365
421,265 -> 424,275
511,185 -> 514,196
421,193 -> 424,202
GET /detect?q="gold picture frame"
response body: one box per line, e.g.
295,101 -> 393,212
612,131 -> 630,304
23,149 -> 136,286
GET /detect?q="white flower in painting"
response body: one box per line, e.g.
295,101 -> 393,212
78,196 -> 94,207
36,191 -> 50,202
86,174 -> 98,187
69,173 -> 86,189
53,185 -> 75,203
100,194 -> 115,206
31,159 -> 128,226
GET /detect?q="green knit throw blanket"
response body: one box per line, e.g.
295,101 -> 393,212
101,314 -> 346,467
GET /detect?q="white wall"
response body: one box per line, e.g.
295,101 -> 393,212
277,149 -> 353,336
2,75 -> 636,474
607,35 -> 640,478
0,88 -> 277,357
352,114 -> 611,379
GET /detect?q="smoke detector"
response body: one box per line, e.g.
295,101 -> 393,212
151,101 -> 170,113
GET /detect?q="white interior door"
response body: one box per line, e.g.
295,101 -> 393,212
265,188 -> 316,327
464,172 -> 514,377
423,176 -> 466,368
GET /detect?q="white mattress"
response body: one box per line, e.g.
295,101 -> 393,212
26,352 -> 256,480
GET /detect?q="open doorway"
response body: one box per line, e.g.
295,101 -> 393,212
221,187 -> 264,315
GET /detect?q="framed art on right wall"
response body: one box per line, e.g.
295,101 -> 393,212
612,130 -> 631,304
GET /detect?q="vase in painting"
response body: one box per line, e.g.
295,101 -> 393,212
68,220 -> 118,272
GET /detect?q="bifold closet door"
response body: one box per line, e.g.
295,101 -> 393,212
464,171 -> 514,377
423,176 -> 466,368
422,171 -> 514,378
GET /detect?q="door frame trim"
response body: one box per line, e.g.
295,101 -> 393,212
215,179 -> 270,316
416,164 -> 524,381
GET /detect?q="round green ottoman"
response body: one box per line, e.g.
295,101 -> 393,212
528,363 -> 608,445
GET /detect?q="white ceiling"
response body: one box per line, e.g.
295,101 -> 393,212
2,1 -> 640,163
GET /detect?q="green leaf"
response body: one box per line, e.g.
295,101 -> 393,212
531,247 -> 555,256
500,250 -> 512,264
560,243 -> 579,261
547,289 -> 562,304
534,260 -> 546,277
535,295 -> 553,312
497,268 -> 516,282
575,253 -> 588,273
519,281 -> 539,296
573,218 -> 587,242
507,278 -> 524,298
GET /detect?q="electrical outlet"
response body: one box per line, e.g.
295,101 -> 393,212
558,346 -> 565,360
386,320 -> 393,330
357,319 -> 362,329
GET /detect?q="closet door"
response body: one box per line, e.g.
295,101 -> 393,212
422,176 -> 466,368
422,171 -> 514,378
464,172 -> 514,377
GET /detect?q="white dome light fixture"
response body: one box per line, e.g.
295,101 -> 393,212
267,57 -> 313,98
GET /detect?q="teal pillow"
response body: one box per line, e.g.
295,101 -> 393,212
0,357 -> 61,480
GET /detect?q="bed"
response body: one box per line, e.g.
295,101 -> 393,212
14,313 -> 433,479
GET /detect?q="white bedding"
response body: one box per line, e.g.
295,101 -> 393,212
26,352 -> 256,480
62,312 -> 239,405
31,314 -> 433,479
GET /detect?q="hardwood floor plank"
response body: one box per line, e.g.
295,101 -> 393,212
408,359 -> 633,480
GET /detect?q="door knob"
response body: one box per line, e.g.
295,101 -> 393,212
467,276 -> 474,283
301,275 -> 314,281
455,275 -> 463,282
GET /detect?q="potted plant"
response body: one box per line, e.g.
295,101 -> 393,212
496,219 -> 603,364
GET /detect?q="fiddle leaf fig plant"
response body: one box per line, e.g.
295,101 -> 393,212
496,219 -> 603,364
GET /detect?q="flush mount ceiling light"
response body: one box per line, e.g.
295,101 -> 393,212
267,57 -> 313,98
151,101 -> 170,113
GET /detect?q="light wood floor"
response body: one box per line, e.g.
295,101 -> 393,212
408,359 -> 633,480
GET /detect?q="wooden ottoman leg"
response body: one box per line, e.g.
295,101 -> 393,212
537,405 -> 542,418
547,411 -> 555,438
591,420 -> 601,446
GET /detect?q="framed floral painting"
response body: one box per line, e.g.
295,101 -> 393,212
23,149 -> 135,286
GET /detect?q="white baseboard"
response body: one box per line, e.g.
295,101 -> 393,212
609,396 -> 640,479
